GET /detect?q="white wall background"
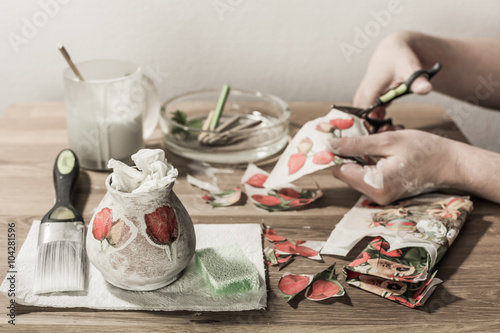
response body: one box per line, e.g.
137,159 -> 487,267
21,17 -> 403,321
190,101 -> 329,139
1,0 -> 500,151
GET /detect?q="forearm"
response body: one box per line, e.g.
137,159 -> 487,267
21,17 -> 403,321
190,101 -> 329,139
403,31 -> 500,109
446,139 -> 500,203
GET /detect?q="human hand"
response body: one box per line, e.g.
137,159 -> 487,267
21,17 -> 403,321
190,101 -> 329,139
353,31 -> 433,119
329,130 -> 459,205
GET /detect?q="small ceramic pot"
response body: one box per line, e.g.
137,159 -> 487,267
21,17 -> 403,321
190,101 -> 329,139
86,175 -> 196,291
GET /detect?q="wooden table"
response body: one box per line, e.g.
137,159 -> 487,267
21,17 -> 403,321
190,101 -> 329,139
0,102 -> 499,332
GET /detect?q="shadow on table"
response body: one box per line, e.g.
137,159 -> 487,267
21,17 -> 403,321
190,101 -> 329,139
74,169 -> 91,215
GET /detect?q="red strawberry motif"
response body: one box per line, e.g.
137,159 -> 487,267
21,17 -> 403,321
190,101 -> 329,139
107,219 -> 131,248
306,280 -> 341,301
202,193 -> 215,201
349,251 -> 371,267
252,195 -> 282,206
372,238 -> 403,257
294,241 -> 320,258
275,240 -> 319,258
144,206 -> 178,245
297,137 -> 313,153
289,198 -> 313,207
279,274 -> 312,295
277,188 -> 301,200
312,151 -> 335,165
246,173 -> 268,188
262,225 -> 287,242
92,207 -> 113,241
330,118 -> 354,130
288,153 -> 306,175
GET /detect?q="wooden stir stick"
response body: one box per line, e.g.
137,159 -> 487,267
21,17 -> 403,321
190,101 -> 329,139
57,44 -> 85,81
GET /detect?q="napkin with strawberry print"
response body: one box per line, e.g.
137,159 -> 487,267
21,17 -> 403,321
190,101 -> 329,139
264,107 -> 368,188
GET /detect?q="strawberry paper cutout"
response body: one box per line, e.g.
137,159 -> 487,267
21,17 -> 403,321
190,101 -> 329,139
305,263 -> 345,301
330,118 -> 354,130
243,164 -> 322,212
264,108 -> 369,188
92,207 -> 113,241
278,273 -> 314,302
262,223 -> 287,242
246,173 -> 268,188
262,224 -> 324,264
263,247 -> 294,270
312,151 -> 335,165
264,247 -> 278,266
202,187 -> 242,207
275,240 -> 324,261
92,207 -> 134,251
188,174 -> 241,207
297,137 -> 313,153
275,253 -> 294,270
144,206 -> 179,246
252,194 -> 282,207
288,153 -> 307,175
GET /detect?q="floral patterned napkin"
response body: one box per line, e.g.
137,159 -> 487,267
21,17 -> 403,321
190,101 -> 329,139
322,194 -> 473,308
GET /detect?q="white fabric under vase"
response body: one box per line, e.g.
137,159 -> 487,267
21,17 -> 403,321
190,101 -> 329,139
86,174 -> 196,291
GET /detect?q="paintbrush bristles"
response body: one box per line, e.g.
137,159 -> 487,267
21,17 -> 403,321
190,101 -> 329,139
33,241 -> 86,294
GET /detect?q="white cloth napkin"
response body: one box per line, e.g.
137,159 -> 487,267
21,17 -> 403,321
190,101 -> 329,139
1,222 -> 266,311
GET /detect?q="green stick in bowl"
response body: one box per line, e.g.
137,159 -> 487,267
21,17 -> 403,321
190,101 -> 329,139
209,84 -> 231,130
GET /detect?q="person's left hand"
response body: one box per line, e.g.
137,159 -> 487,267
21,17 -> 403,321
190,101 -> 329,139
329,130 -> 460,205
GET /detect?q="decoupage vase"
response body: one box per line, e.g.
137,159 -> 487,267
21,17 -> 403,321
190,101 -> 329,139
86,174 -> 196,291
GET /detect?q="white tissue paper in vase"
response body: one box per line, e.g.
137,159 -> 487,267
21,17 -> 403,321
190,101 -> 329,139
108,149 -> 178,193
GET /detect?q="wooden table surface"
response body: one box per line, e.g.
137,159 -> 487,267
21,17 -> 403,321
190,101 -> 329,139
0,102 -> 499,332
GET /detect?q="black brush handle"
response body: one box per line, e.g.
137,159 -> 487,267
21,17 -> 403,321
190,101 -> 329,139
42,149 -> 83,222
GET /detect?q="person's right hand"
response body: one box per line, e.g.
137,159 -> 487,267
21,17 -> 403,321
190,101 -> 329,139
353,31 -> 434,119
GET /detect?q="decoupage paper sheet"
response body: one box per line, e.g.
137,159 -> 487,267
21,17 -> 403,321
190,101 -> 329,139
264,108 -> 368,188
322,194 -> 473,280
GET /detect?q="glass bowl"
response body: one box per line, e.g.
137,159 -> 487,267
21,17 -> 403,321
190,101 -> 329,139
160,89 -> 290,164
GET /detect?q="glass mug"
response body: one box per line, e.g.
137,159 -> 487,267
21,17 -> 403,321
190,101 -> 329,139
63,59 -> 160,170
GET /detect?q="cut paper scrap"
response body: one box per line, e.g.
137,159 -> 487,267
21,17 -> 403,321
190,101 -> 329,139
305,263 -> 345,301
275,240 -> 324,261
262,223 -> 287,242
263,247 -> 294,270
264,108 -> 369,188
187,174 -> 241,207
243,163 -> 322,212
321,194 -> 473,281
344,267 -> 442,309
278,273 -> 314,302
261,224 -> 325,261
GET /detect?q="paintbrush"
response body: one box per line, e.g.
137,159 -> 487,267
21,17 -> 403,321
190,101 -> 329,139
33,149 -> 86,294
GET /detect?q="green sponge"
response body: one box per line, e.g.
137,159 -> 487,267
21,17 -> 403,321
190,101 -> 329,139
195,243 -> 260,295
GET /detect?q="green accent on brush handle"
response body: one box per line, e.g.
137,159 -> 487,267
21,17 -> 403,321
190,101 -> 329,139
49,206 -> 76,220
209,85 -> 231,130
378,83 -> 408,104
57,149 -> 76,175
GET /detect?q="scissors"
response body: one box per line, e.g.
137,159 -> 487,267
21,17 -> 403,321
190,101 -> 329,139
333,62 -> 442,133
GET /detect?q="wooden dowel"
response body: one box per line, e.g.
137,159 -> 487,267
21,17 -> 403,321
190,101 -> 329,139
57,44 -> 84,81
